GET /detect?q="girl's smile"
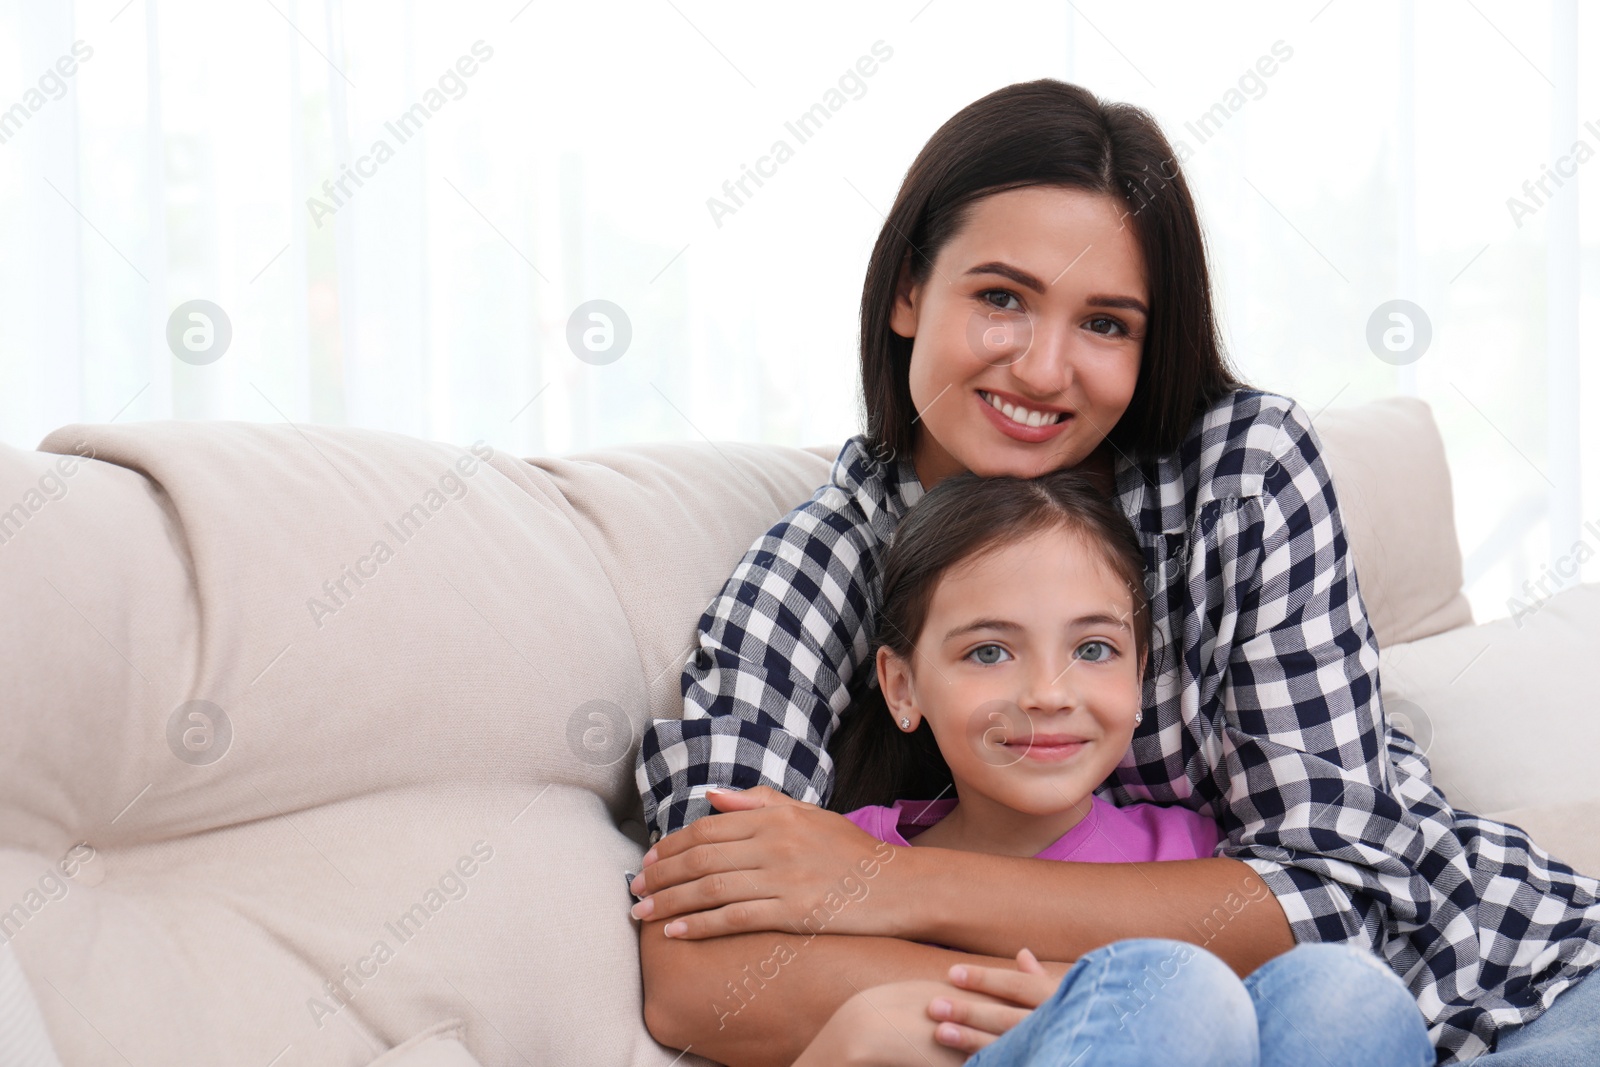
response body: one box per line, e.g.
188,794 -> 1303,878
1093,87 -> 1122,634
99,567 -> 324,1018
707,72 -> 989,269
1004,735 -> 1089,762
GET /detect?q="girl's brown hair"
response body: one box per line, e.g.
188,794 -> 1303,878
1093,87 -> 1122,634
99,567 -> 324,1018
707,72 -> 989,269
858,78 -> 1244,466
824,466 -> 1153,815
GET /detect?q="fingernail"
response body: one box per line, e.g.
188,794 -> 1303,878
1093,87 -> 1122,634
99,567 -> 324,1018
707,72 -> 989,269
936,1022 -> 961,1044
930,997 -> 952,1019
663,920 -> 687,937
641,848 -> 657,866
629,873 -> 645,894
630,897 -> 654,920
949,965 -> 967,983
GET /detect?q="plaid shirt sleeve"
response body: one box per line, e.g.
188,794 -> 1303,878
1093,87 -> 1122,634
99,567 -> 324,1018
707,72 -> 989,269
633,440 -> 907,842
1203,400 -> 1422,951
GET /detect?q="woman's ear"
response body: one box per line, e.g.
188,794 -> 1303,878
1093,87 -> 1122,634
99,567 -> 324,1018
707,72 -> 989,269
889,254 -> 921,340
877,645 -> 919,731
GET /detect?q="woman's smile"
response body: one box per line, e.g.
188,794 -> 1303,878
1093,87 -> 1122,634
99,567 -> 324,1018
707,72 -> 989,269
977,387 -> 1075,443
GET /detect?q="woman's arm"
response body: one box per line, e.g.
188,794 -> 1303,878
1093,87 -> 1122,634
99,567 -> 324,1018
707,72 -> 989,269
639,917 -> 1025,1067
893,849 -> 1292,976
635,440 -> 903,842
634,790 -> 1293,981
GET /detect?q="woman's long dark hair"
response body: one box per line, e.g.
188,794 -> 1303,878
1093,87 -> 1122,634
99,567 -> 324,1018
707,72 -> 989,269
858,78 -> 1244,467
824,466 -> 1153,815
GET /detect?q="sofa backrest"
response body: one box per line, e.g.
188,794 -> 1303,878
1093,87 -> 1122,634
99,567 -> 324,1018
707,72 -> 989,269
1305,396 -> 1473,644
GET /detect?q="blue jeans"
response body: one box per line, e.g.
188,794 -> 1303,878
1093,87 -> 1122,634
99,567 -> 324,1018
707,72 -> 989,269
966,938 -> 1435,1067
1465,965 -> 1600,1065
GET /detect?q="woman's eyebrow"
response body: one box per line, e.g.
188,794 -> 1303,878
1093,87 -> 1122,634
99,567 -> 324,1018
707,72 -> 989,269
965,261 -> 1048,293
1087,295 -> 1148,316
963,261 -> 1148,316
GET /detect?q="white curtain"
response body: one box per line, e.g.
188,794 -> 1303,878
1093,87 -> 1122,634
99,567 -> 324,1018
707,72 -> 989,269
1,0 -> 1593,623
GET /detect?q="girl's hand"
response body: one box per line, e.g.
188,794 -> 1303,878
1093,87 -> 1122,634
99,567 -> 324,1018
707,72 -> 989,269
628,785 -> 906,939
926,948 -> 1070,1055
793,979 -> 1010,1067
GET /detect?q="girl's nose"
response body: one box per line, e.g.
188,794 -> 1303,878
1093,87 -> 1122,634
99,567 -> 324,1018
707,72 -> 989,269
1022,657 -> 1080,712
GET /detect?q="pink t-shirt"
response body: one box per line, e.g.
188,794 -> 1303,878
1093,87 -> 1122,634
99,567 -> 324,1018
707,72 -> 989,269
843,794 -> 1220,862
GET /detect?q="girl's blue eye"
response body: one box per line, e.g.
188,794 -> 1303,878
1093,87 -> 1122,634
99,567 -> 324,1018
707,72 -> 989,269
967,643 -> 1010,665
1077,639 -> 1116,662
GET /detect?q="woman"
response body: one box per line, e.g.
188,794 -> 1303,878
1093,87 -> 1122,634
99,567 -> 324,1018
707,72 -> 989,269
630,79 -> 1600,1066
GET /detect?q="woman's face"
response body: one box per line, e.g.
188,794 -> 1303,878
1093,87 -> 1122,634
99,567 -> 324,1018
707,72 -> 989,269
891,185 -> 1147,487
877,526 -> 1145,822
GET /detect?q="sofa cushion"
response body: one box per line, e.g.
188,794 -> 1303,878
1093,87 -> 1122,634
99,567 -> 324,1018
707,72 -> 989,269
0,423 -> 730,1066
534,439 -> 838,742
0,942 -> 63,1067
1378,582 -> 1600,825
366,1021 -> 482,1067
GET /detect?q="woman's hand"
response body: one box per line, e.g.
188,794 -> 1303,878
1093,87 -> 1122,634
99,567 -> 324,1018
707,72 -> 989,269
926,948 -> 1069,1055
628,785 -> 907,940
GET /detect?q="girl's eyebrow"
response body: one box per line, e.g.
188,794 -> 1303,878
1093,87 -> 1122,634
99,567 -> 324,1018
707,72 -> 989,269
943,613 -> 1132,643
963,260 -> 1148,316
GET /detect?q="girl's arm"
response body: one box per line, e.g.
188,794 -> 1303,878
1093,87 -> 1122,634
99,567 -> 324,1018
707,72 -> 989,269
789,974 -> 1038,1067
639,918 -> 1026,1067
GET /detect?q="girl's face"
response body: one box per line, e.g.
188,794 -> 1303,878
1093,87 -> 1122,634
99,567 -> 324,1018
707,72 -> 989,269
877,526 -> 1144,825
891,185 -> 1147,488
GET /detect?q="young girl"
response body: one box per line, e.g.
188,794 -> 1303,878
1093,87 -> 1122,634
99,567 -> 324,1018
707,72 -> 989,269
790,465 -> 1433,1064
632,77 -> 1600,1067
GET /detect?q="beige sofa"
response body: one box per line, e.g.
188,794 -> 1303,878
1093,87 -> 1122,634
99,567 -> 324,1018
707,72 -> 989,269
1,397 -> 1596,1066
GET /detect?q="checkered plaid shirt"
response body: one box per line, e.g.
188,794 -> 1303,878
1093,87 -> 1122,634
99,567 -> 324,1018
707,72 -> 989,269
635,387 -> 1600,1062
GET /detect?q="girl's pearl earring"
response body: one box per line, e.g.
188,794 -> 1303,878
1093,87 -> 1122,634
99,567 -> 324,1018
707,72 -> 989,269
1135,710 -> 1144,725
900,717 -> 911,730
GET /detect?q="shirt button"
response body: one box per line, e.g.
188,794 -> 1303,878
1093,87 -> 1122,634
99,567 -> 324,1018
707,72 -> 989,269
693,647 -> 715,670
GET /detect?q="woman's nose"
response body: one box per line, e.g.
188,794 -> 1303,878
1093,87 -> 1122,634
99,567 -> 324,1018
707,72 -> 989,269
1006,318 -> 1075,397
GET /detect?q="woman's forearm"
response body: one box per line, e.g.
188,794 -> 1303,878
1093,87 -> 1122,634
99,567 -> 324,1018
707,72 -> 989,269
891,851 -> 1294,978
639,917 -> 1022,1067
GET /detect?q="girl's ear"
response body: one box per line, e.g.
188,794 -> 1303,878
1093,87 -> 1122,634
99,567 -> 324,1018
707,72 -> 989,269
877,645 -> 919,730
889,254 -> 921,340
